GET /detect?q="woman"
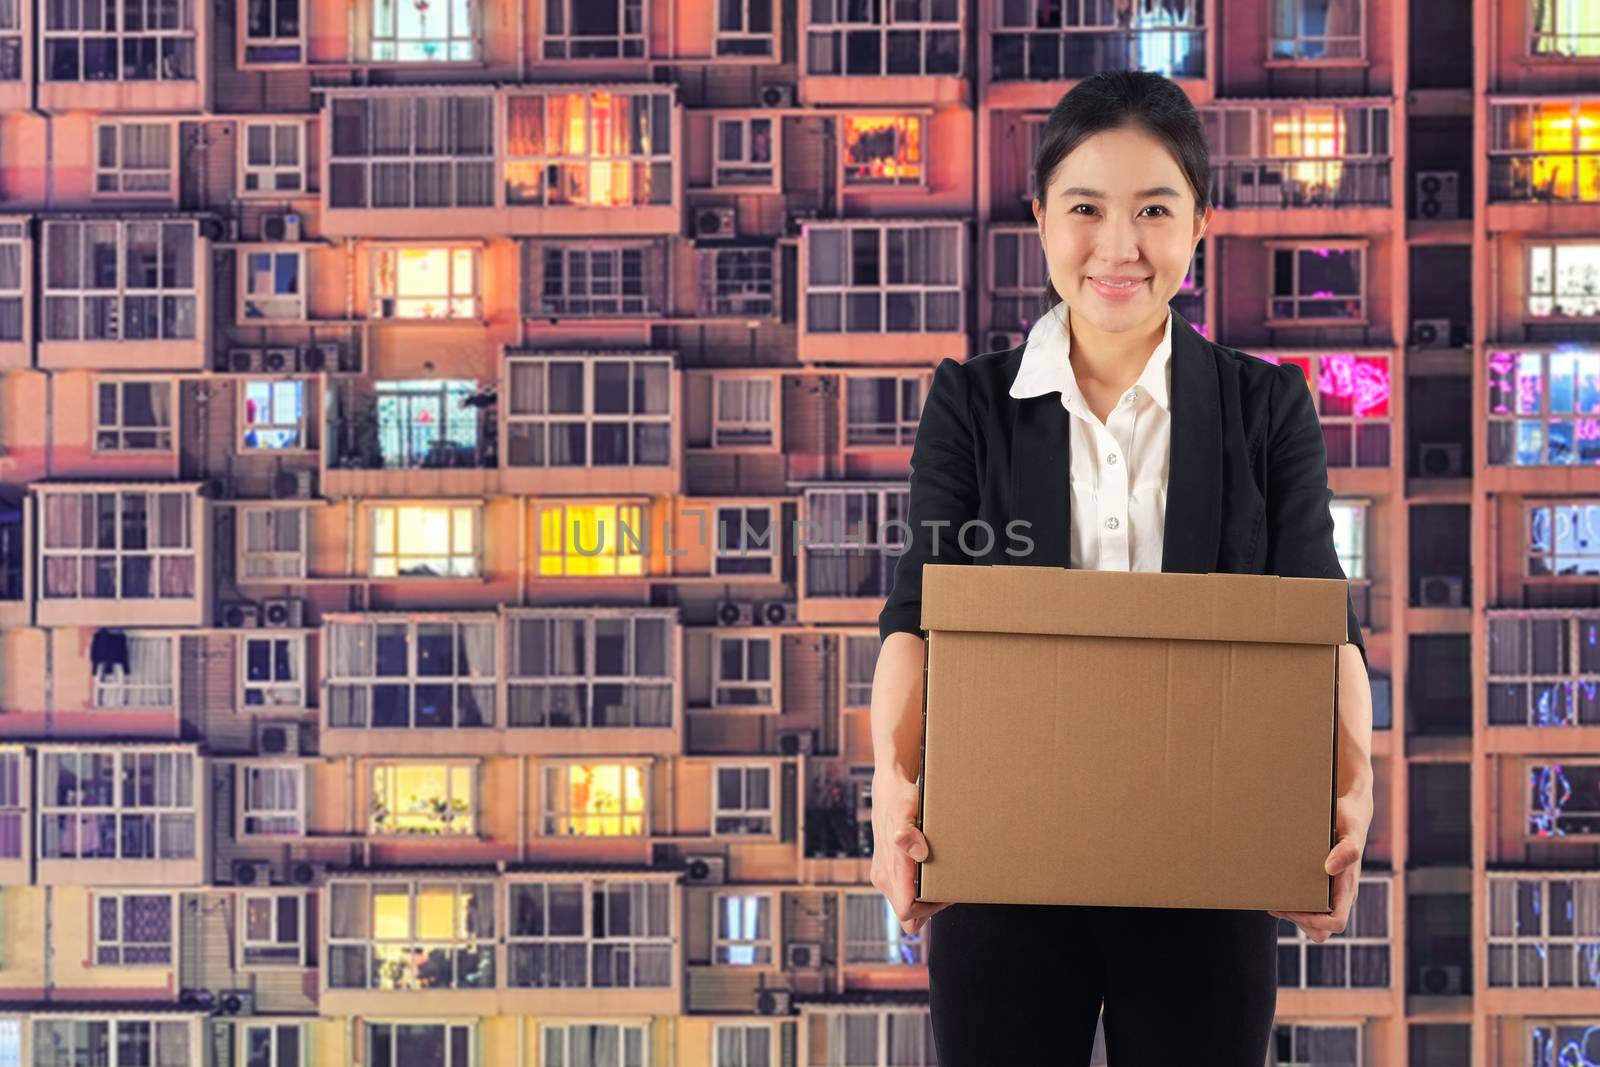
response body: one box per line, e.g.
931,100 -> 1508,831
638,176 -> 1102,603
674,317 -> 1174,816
868,70 -> 1376,1066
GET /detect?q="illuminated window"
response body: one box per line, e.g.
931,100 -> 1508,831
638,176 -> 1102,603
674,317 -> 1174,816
1276,877 -> 1388,988
1528,761 -> 1600,837
95,379 -> 174,451
0,222 -> 22,342
40,490 -> 197,600
506,354 -> 672,467
242,1023 -> 306,1067
1528,243 -> 1600,318
1329,500 -> 1366,581
1268,244 -> 1365,321
713,765 -> 773,834
326,617 -> 497,728
507,879 -> 673,989
541,762 -> 648,836
370,504 -> 480,577
39,747 -> 197,860
240,765 -> 304,836
43,220 -> 198,341
1487,875 -> 1600,987
93,122 -> 174,197
992,0 -> 1203,81
1486,613 -> 1600,727
806,222 -> 964,334
239,506 -> 307,579
1489,100 -> 1600,203
1198,105 -> 1390,210
241,895 -> 305,966
241,121 -> 305,194
714,635 -> 774,705
44,0 -> 196,80
845,893 -> 924,964
714,506 -> 776,578
241,250 -> 304,321
93,634 -> 175,708
94,894 -> 175,964
1526,501 -> 1600,576
328,95 -> 493,209
1269,0 -> 1363,60
714,116 -> 775,187
327,882 -> 495,990
241,634 -> 305,707
375,380 -> 481,468
1531,0 -> 1600,57
528,241 -> 666,316
808,0 -> 959,76
507,612 -> 673,729
538,503 -> 647,577
504,90 -> 673,207
1257,353 -> 1391,468
240,381 -> 306,451
371,0 -> 476,60
1487,349 -> 1600,466
697,247 -> 775,317
543,0 -> 644,58
713,378 -> 774,447
716,0 -> 772,56
846,374 -> 927,447
842,116 -> 923,187
243,0 -> 303,63
372,248 -> 480,319
713,892 -> 772,964
369,763 -> 475,835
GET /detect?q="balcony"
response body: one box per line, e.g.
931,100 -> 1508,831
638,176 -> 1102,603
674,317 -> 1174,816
990,18 -> 1205,89
322,379 -> 499,497
1211,160 -> 1391,210
38,10 -> 207,112
1486,99 -> 1600,230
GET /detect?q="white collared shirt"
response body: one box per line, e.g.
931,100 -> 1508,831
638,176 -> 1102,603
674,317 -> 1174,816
1008,303 -> 1173,573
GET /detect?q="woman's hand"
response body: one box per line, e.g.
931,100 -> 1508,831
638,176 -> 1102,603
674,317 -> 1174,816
870,765 -> 951,936
1270,791 -> 1371,943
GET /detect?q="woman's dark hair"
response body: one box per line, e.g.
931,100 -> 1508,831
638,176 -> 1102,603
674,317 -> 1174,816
1033,70 -> 1212,311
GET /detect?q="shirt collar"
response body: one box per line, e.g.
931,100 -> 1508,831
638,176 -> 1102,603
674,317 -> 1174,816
1008,303 -> 1173,414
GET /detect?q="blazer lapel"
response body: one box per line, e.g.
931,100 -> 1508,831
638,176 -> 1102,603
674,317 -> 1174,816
1008,385 -> 1072,568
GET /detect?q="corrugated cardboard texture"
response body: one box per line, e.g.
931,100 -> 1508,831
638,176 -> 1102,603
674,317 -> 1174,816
916,564 -> 1342,913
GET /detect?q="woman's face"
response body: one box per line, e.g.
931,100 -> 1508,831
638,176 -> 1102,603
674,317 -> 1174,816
1032,124 -> 1211,337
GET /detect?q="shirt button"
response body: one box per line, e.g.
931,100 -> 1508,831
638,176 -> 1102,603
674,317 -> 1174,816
1104,516 -> 1119,530
1106,453 -> 1118,465
1124,391 -> 1136,405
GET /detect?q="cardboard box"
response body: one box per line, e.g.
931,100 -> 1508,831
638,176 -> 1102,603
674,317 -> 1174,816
914,563 -> 1347,913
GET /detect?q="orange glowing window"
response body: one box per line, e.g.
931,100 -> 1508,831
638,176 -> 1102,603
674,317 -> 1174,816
372,247 -> 479,320
369,763 -> 475,836
538,503 -> 647,577
543,763 -> 647,836
843,116 -> 924,187
1268,107 -> 1344,193
504,91 -> 673,207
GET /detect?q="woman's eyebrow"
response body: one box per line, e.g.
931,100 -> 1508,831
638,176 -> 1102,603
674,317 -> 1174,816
1061,186 -> 1182,198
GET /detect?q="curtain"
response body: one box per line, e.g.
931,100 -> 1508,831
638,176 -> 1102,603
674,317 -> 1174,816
461,620 -> 496,677
158,813 -> 195,858
330,622 -> 376,678
1325,0 -> 1360,52
154,1022 -> 189,1067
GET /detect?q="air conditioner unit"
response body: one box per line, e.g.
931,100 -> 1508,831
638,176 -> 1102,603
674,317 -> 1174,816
753,987 -> 792,1015
759,83 -> 795,109
776,729 -> 815,756
273,469 -> 314,499
261,598 -> 303,628
715,600 -> 754,626
1418,441 -> 1464,478
262,212 -> 301,243
986,331 -> 1024,352
1417,963 -> 1464,996
220,602 -> 260,629
289,860 -> 322,885
232,859 -> 273,887
756,600 -> 797,626
683,854 -> 726,885
1415,171 -> 1460,220
299,341 -> 336,373
1411,318 -> 1452,348
786,942 -> 822,969
227,348 -> 262,374
257,721 -> 301,756
695,206 -> 737,241
261,346 -> 297,373
1419,574 -> 1466,608
213,990 -> 254,1016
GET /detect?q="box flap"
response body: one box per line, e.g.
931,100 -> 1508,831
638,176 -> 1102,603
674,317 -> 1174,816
920,564 -> 1348,647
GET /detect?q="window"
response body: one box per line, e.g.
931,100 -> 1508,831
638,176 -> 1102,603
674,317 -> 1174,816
988,226 -> 1049,337
714,117 -> 776,187
714,765 -> 773,834
95,379 -> 173,451
0,751 -> 21,859
845,635 -> 877,706
242,892 -> 304,966
528,241 -> 666,317
1276,877 -> 1389,988
1488,875 -> 1600,987
715,507 -> 776,578
716,633 -> 777,708
505,90 -> 673,207
370,504 -> 480,577
240,381 -> 307,451
93,633 -> 175,708
241,250 -> 304,321
992,0 -> 1203,81
0,222 -> 22,342
1268,244 -> 1365,321
808,0 -> 959,75
506,354 -> 672,468
0,1020 -> 15,1067
94,122 -> 174,196
371,0 -> 476,60
806,1011 -> 936,1067
242,1022 -> 304,1067
33,1020 -> 191,1065
1174,237 -> 1207,336
43,220 -> 197,341
326,618 -> 497,728
1532,0 -> 1600,57
845,893 -> 924,964
846,374 -> 926,447
507,613 -> 673,728
536,503 -> 648,576
1528,243 -> 1600,318
1270,0 -> 1363,60
1202,105 -> 1391,209
1530,1021 -> 1600,1067
715,1025 -> 775,1067
715,0 -> 772,55
803,486 -> 907,600
374,379 -> 482,469
366,1024 -> 473,1066
370,763 -> 475,836
541,762 -> 648,835
240,506 -> 307,579
1488,348 -> 1600,465
328,882 -> 495,990
328,96 -> 493,209
40,490 -> 196,600
39,748 -> 196,860
44,0 -> 196,80
241,121 -> 305,193
713,378 -> 775,447
507,879 -> 673,988
0,0 -> 18,80
240,764 -> 304,836
697,247 -> 775,318
543,0 -> 643,58
714,892 -> 773,964
541,1024 -> 649,1067
372,248 -> 480,319
1527,502 -> 1600,576
1489,100 -> 1600,203
243,0 -> 303,63
842,116 -> 924,187
1270,1025 -> 1361,1067
806,223 -> 963,334
94,892 -> 174,964
1330,500 -> 1366,582
1258,354 -> 1391,468
1486,612 -> 1600,727
1529,761 -> 1600,836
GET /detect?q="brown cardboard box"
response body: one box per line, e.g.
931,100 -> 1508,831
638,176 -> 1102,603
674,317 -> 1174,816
913,563 -> 1347,913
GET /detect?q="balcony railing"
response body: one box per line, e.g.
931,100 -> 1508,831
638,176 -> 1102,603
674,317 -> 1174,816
327,383 -> 498,471
1210,160 -> 1391,209
991,29 -> 1205,82
1489,154 -> 1600,203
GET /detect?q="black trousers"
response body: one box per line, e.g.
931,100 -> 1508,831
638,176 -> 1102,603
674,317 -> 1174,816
926,901 -> 1279,1067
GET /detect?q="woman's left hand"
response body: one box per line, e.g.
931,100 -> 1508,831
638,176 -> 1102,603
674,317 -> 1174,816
1269,791 -> 1371,944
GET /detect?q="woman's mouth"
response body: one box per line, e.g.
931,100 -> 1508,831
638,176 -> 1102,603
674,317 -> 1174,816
1087,276 -> 1148,300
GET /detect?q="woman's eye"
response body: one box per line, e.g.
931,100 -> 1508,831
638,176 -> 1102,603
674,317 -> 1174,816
1142,205 -> 1170,217
1071,203 -> 1097,215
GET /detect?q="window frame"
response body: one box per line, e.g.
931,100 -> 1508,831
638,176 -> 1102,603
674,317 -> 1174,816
368,761 -> 479,837
711,631 -> 779,706
1269,1023 -> 1364,1067
843,891 -> 925,965
324,615 -> 499,730
92,891 -> 177,966
1255,352 -> 1392,470
1274,876 -> 1391,990
696,245 -> 777,319
239,247 -> 306,322
0,220 -> 24,344
504,353 -> 675,469
239,633 -> 307,710
1487,873 -> 1600,988
1524,499 -> 1600,579
237,761 -> 307,838
712,1022 -> 779,1067
711,375 -> 777,449
238,1020 -> 308,1067
1528,0 -> 1600,59
710,763 -> 775,837
37,746 -> 198,862
1488,347 -> 1600,466
239,0 -> 305,66
1526,758 -> 1600,838
363,1021 -> 475,1065
92,120 -> 178,199
327,883 -> 497,992
0,750 -> 24,861
42,219 -> 199,343
987,224 -> 1049,338
39,487 -> 199,601
31,1017 -> 196,1065
506,610 -> 676,730
1525,241 -> 1600,320
802,485 -> 908,601
540,760 -> 651,837
240,119 -> 307,195
542,0 -> 646,59
806,1010 -> 937,1067
505,877 -> 675,990
237,504 -> 309,581
806,0 -> 962,77
43,0 -> 197,82
526,240 -> 667,318
712,505 -> 777,580
843,371 -> 930,450
712,890 -> 776,966
713,0 -> 774,57
328,95 -> 495,210
1264,240 -> 1368,325
238,378 -> 310,453
92,632 -> 177,709
1267,0 -> 1366,62
804,220 -> 966,336
712,115 -> 779,190
534,502 -> 648,576
371,246 -> 482,320
537,1022 -> 652,1067
368,0 -> 479,62
368,503 -> 482,578
840,114 -> 927,189
504,89 -> 675,208
239,889 -> 308,968
93,377 -> 175,453
1485,611 -> 1600,728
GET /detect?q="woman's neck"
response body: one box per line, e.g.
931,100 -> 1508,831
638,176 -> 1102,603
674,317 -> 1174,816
1065,305 -> 1168,390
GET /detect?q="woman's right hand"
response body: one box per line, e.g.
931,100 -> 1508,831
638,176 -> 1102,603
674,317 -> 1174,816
870,765 -> 951,936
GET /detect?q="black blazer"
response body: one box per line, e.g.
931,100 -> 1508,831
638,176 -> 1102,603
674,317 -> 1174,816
877,308 -> 1369,670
